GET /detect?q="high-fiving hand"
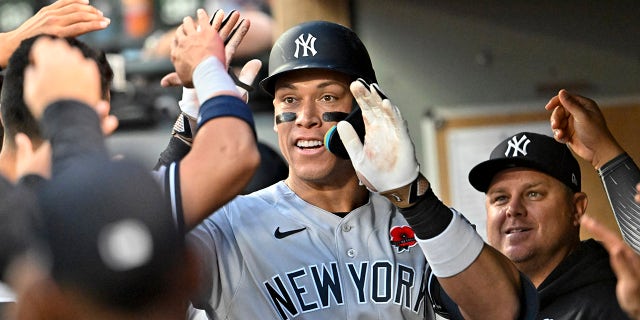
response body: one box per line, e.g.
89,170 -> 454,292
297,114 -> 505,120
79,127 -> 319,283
24,37 -> 101,119
337,79 -> 420,193
162,9 -> 261,119
545,89 -> 624,169
169,9 -> 228,88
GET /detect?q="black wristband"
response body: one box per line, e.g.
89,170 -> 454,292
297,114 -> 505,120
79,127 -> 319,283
197,95 -> 256,140
399,188 -> 453,239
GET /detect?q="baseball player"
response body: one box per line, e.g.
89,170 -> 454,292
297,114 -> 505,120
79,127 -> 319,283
156,17 -> 538,319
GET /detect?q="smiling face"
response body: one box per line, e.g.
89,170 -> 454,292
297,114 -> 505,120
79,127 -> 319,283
485,168 -> 587,283
272,69 -> 355,186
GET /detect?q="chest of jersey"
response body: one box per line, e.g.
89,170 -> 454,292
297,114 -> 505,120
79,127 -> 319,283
200,186 -> 433,319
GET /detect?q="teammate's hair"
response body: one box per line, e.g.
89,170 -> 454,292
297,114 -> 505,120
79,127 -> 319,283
0,34 -> 113,149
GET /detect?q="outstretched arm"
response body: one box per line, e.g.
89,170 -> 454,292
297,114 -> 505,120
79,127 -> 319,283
0,0 -> 110,68
337,80 -> 524,319
161,9 -> 260,231
545,89 -> 640,252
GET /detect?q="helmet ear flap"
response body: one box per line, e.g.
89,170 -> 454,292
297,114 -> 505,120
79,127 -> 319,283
260,21 -> 377,96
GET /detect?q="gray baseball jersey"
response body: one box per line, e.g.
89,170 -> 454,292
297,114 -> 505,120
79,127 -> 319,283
187,181 -> 439,319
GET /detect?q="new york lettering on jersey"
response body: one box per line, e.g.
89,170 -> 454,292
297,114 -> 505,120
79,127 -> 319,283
264,260 -> 428,319
192,183 -> 436,319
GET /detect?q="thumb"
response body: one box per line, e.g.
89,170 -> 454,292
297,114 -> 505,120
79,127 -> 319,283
336,121 -> 364,161
238,59 -> 262,85
94,100 -> 119,135
160,72 -> 183,87
101,115 -> 119,136
235,59 -> 262,103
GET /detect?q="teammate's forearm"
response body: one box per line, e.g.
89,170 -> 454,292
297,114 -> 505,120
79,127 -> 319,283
41,100 -> 108,175
599,153 -> 640,252
440,245 -> 521,320
180,116 -> 259,230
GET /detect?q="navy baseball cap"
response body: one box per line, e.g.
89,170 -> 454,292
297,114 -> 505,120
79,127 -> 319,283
468,132 -> 581,193
36,159 -> 183,310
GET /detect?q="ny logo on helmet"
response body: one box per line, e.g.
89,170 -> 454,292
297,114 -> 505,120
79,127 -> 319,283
294,33 -> 317,58
505,135 -> 530,157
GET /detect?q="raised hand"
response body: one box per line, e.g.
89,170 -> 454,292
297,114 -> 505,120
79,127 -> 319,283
164,9 -> 251,88
582,215 -> 640,320
23,36 -> 100,119
0,0 -> 110,67
545,89 -> 624,169
337,79 -> 420,194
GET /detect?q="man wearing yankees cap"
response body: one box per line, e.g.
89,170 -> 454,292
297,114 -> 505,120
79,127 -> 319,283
169,17 -> 539,319
469,131 -> 630,319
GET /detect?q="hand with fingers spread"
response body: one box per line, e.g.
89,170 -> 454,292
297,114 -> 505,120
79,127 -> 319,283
170,9 -> 225,88
23,37 -> 101,119
545,89 -> 624,169
0,0 -> 111,68
164,9 -> 260,121
168,9 -> 250,88
337,79 -> 421,199
582,215 -> 640,320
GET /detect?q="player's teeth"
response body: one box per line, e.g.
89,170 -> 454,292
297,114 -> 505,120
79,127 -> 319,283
297,140 -> 323,148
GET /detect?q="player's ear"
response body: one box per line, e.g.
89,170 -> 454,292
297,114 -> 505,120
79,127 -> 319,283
573,192 -> 588,227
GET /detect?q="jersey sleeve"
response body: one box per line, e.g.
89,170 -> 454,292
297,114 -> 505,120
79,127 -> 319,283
152,162 -> 185,235
41,99 -> 109,175
598,153 -> 640,252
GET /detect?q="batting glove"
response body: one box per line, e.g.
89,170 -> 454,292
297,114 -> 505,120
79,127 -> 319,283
337,79 -> 426,207
179,87 -> 200,121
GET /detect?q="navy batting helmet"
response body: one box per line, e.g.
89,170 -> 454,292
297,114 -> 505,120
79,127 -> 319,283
259,20 -> 377,96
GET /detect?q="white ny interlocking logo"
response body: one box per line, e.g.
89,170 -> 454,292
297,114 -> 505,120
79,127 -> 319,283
505,135 -> 531,157
294,33 -> 317,58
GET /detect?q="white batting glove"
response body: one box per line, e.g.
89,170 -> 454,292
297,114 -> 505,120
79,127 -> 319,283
337,80 -> 420,194
234,59 -> 262,103
179,87 -> 200,121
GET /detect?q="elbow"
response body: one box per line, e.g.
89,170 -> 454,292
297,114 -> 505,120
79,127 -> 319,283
228,138 -> 261,181
243,143 -> 261,176
462,296 -> 521,320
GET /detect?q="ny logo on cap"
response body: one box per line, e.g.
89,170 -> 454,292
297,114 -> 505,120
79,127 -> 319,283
505,135 -> 530,157
294,33 -> 317,58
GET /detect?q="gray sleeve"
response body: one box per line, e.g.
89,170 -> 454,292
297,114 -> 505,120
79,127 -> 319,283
598,153 -> 640,252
